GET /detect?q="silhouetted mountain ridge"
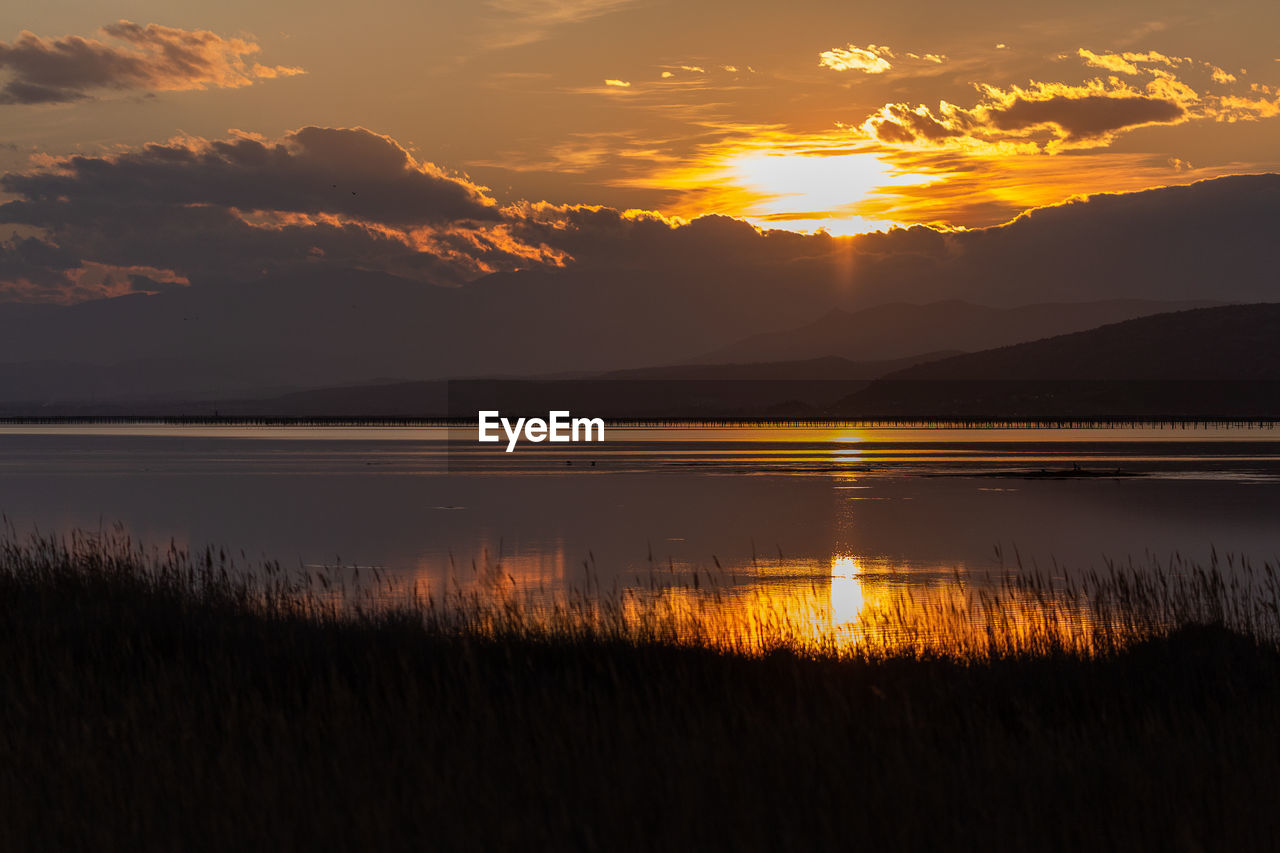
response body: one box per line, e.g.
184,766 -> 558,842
878,305 -> 1280,381
596,352 -> 962,381
839,304 -> 1280,418
694,300 -> 1224,365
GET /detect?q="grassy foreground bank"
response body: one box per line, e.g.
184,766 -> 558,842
1,532 -> 1279,851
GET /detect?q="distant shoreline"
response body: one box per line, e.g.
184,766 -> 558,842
1,415 -> 1279,429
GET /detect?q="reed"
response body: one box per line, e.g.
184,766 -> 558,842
1,525 -> 1278,851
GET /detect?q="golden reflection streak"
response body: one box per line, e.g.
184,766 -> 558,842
395,538 -> 1102,656
829,555 -> 866,627
633,557 -> 1100,655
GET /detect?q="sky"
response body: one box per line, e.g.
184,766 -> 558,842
0,0 -> 1277,302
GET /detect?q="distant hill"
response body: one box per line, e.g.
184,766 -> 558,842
693,299 -> 1223,365
0,353 -> 954,418
9,306 -> 1280,420
595,352 -> 961,381
838,304 -> 1280,418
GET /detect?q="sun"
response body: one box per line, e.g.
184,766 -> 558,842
726,148 -> 921,234
646,131 -> 934,235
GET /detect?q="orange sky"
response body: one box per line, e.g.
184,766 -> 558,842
1,0 -> 1278,238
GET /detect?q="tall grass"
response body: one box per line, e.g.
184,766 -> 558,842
2,525 -> 1280,851
3,523 -> 1278,658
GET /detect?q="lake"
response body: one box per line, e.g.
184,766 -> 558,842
2,423 -> 1278,647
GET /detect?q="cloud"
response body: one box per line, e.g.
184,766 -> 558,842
0,194 -> 565,300
869,174 -> 1280,306
0,20 -> 303,105
819,44 -> 946,75
503,202 -> 838,273
631,109 -> 1270,234
1076,48 -> 1183,76
861,104 -> 967,144
2,126 -> 501,226
1075,50 -> 1250,89
0,126 -> 862,304
860,49 -> 1280,154
0,233 -> 190,302
861,79 -> 1191,152
480,35 -> 1277,236
127,272 -> 186,293
1077,49 -> 1140,75
819,45 -> 891,74
988,92 -> 1185,140
1215,94 -> 1280,120
604,78 -> 630,87
0,235 -> 80,297
3,107 -> 1277,307
2,176 -> 1276,394
250,63 -> 305,80
656,65 -> 706,81
0,127 -> 573,299
848,146 -> 1253,228
482,0 -> 635,49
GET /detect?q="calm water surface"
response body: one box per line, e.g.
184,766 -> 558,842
2,424 -> 1278,645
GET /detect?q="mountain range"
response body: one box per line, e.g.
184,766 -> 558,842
689,300 -> 1220,365
838,304 -> 1280,419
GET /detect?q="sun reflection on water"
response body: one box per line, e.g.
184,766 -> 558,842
829,556 -> 866,627
389,533 -> 1164,656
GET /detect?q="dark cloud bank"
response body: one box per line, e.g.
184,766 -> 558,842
0,126 -> 1276,400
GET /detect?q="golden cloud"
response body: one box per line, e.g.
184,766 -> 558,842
818,45 -> 892,74
853,49 -> 1280,155
1077,49 -> 1184,75
819,44 -> 947,75
0,20 -> 303,104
